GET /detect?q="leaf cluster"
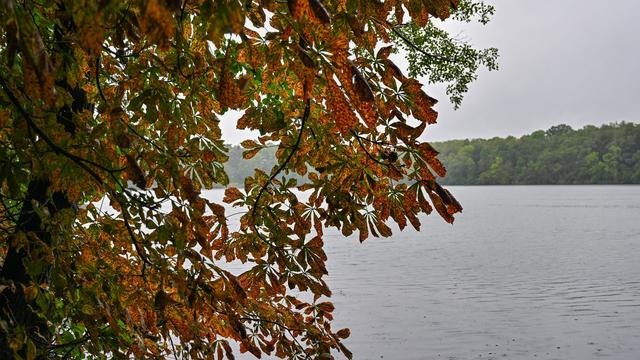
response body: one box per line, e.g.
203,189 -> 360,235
0,0 -> 469,358
392,1 -> 499,108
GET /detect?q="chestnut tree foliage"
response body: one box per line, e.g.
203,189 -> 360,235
0,0 -> 494,358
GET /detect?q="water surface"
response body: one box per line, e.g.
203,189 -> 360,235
209,186 -> 640,359
324,186 -> 640,359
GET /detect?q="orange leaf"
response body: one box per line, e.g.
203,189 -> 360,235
351,64 -> 374,102
242,147 -> 262,160
336,328 -> 351,339
223,187 -> 244,203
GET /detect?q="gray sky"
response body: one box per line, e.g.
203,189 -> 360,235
221,1 -> 640,143
425,0 -> 640,141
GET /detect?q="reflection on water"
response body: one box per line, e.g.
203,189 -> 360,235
324,186 -> 640,360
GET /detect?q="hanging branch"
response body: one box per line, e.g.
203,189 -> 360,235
370,18 -> 457,63
240,316 -> 310,359
251,100 -> 311,247
1,75 -> 156,280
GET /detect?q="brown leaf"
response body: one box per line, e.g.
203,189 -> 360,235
327,79 -> 359,135
317,301 -> 334,313
426,157 -> 447,178
242,147 -> 262,159
222,341 -> 235,360
417,188 -> 433,214
351,64 -> 375,102
336,328 -> 351,339
384,59 -> 405,80
180,175 -> 201,203
377,46 -> 393,60
125,154 -> 147,188
240,340 -> 262,358
338,341 -> 353,359
443,187 -> 463,214
392,121 -> 426,144
375,219 -> 393,237
417,142 -> 440,158
427,190 -> 454,224
240,139 -> 259,149
403,79 -> 439,124
223,187 -> 244,203
209,202 -> 226,218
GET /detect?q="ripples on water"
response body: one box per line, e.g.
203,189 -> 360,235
212,186 -> 640,359
324,186 -> 640,359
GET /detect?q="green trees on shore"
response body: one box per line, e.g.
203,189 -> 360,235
227,122 -> 640,185
435,122 -> 640,184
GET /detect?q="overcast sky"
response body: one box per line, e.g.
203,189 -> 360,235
221,0 -> 640,143
424,0 -> 640,141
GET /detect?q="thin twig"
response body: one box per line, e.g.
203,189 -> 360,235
96,55 -> 108,103
48,333 -> 90,350
239,317 -> 302,332
389,26 -> 456,63
352,131 -> 388,146
351,130 -> 388,167
122,121 -> 165,153
239,317 -> 310,359
116,193 -> 153,278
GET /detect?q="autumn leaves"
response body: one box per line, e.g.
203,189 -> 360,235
0,0 -> 465,358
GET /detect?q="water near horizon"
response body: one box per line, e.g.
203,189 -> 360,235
212,186 -> 640,359
325,186 -> 640,360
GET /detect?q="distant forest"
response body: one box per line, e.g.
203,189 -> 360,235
224,122 -> 640,185
435,122 -> 640,184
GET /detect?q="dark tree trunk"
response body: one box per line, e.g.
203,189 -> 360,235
0,180 -> 71,357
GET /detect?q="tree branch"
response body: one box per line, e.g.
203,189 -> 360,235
240,317 -> 309,359
239,317 -> 302,332
48,333 -> 90,350
0,76 -> 105,185
351,130 -> 388,167
387,23 -> 456,63
115,192 -> 154,279
251,100 -> 311,247
95,55 -> 108,103
1,76 -> 156,281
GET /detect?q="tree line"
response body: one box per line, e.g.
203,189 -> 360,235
436,122 -> 640,184
226,122 -> 640,185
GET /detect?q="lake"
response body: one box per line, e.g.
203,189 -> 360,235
213,186 -> 640,359
324,186 -> 640,359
